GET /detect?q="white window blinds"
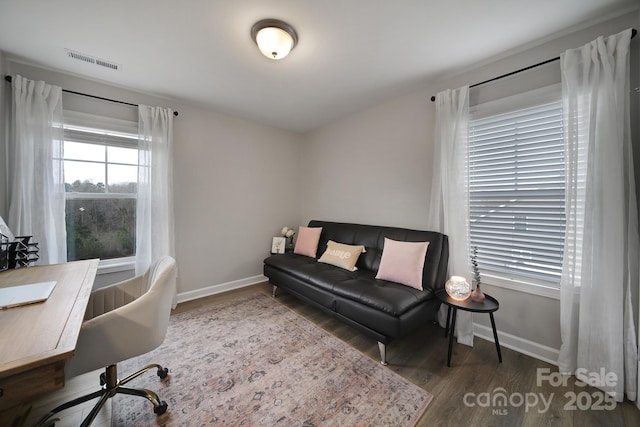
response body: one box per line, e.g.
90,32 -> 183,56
63,110 -> 138,148
468,88 -> 564,286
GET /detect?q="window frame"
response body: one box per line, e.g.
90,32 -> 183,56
468,84 -> 564,299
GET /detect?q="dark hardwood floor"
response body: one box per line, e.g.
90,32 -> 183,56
175,282 -> 640,427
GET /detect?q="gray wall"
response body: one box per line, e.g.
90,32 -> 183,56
0,61 -> 302,295
299,11 -> 639,361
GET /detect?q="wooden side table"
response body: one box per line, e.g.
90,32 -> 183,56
436,289 -> 502,366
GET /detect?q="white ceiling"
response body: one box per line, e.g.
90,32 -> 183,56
0,0 -> 635,132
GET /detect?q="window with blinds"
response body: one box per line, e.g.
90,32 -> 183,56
468,93 -> 565,287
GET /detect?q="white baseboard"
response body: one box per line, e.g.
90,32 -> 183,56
473,323 -> 559,366
176,274 -> 267,304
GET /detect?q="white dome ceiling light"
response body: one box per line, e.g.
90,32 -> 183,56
251,19 -> 298,60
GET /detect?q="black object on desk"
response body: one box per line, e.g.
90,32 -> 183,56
436,289 -> 502,366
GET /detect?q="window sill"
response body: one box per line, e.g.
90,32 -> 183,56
480,274 -> 560,300
97,257 -> 135,275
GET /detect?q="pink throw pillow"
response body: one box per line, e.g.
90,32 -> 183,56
375,238 -> 429,290
293,226 -> 323,258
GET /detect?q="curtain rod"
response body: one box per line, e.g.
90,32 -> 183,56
430,28 -> 637,102
4,75 -> 179,117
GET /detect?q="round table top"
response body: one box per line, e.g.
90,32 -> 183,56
436,288 -> 499,313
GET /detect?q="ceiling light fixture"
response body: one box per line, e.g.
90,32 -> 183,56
251,19 -> 298,60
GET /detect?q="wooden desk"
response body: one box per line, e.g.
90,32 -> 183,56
0,260 -> 98,416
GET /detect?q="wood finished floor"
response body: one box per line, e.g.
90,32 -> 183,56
22,282 -> 640,426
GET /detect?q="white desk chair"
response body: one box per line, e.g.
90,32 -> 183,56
36,256 -> 178,427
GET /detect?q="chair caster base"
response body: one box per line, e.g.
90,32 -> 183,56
154,401 -> 168,415
157,367 -> 169,379
36,363 -> 170,427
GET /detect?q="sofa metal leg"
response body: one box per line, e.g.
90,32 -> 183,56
272,285 -> 278,297
378,342 -> 388,366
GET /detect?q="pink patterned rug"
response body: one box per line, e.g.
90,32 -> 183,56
112,293 -> 432,426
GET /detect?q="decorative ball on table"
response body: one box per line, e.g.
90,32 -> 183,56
445,276 -> 472,301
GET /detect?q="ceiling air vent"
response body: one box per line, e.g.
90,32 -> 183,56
65,49 -> 120,71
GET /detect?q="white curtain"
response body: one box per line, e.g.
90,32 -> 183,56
136,105 -> 175,276
427,86 -> 474,346
8,75 -> 66,265
558,28 -> 638,403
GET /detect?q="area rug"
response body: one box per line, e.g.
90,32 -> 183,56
112,293 -> 432,426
